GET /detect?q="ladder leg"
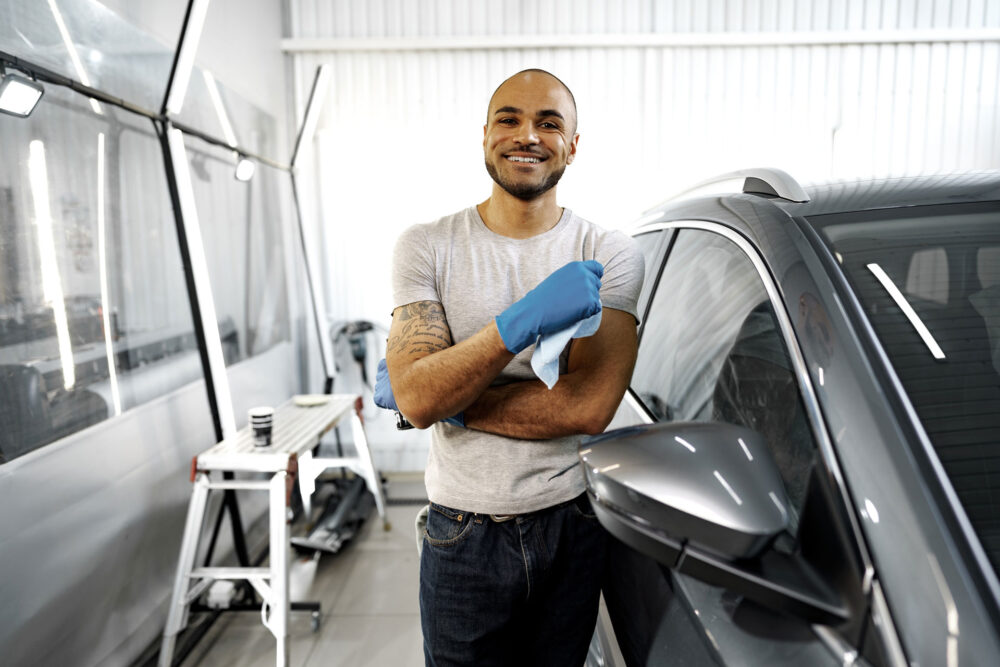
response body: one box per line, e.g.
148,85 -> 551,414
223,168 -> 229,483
270,471 -> 291,667
297,449 -> 318,517
159,473 -> 211,667
350,411 -> 389,530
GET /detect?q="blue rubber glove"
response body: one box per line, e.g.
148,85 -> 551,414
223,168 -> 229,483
373,358 -> 398,411
373,358 -> 465,427
495,260 -> 604,354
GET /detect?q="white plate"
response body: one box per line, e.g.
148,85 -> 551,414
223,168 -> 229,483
293,394 -> 331,407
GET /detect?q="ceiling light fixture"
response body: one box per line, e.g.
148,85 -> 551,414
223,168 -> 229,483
234,155 -> 255,182
0,70 -> 44,117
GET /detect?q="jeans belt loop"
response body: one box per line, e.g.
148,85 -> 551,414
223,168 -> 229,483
490,513 -> 515,522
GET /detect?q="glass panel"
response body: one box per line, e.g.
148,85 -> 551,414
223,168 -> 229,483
0,83 -> 205,464
817,206 -> 1000,573
631,229 -> 669,325
171,0 -> 284,164
632,229 -> 817,530
182,134 -> 291,368
0,0 -> 184,112
175,70 -> 280,164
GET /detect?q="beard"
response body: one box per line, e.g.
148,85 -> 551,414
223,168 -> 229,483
484,156 -> 566,201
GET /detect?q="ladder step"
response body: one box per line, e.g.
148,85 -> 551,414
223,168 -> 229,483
189,567 -> 270,580
205,480 -> 272,491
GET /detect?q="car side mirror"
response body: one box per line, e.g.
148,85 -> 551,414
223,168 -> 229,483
581,421 -> 848,625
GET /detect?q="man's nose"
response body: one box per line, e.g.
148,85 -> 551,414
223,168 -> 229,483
514,122 -> 539,144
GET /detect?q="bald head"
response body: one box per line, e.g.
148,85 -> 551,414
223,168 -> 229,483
487,69 -> 578,135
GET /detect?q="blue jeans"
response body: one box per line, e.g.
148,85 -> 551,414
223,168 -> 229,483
419,493 -> 607,667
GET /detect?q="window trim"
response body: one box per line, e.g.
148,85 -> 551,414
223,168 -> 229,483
630,227 -> 676,343
627,220 -> 891,640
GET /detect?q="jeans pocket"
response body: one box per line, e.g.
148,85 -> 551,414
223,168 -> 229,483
424,502 -> 475,547
571,494 -> 599,520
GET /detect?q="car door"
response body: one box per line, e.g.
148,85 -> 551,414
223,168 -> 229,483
603,223 -> 871,666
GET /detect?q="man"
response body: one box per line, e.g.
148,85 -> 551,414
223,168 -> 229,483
375,69 -> 643,666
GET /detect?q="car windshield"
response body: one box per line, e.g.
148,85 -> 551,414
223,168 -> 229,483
815,202 -> 1000,574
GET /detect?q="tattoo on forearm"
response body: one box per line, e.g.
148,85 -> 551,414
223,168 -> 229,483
388,301 -> 453,355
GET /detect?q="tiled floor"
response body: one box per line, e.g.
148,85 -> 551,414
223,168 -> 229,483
180,474 -> 426,667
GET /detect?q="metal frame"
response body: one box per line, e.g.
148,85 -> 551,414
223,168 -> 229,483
289,65 -> 336,392
157,121 -> 226,443
290,65 -> 331,169
162,0 -> 212,118
0,50 -> 287,171
164,127 -> 237,439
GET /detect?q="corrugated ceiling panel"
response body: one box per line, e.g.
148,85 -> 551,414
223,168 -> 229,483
292,0 -> 1000,37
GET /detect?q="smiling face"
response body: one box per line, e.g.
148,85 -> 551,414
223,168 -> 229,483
483,71 -> 579,202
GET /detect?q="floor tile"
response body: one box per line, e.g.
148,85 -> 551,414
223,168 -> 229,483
331,548 -> 420,615
304,614 -> 423,667
180,610 -> 318,667
355,503 -> 424,553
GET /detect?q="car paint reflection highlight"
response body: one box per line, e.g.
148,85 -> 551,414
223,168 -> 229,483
675,436 -> 696,452
866,262 -> 946,360
738,437 -> 753,461
713,470 -> 743,506
863,497 -> 881,524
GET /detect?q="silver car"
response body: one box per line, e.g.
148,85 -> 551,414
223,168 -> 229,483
584,170 -> 1000,666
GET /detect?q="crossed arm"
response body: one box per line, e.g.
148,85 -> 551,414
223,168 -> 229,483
384,300 -> 638,438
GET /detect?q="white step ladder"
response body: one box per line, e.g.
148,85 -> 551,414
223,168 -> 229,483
158,395 -> 388,667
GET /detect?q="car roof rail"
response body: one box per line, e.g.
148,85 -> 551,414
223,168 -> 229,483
663,168 -> 811,204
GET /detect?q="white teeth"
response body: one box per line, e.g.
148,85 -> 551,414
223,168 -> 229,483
507,156 -> 541,163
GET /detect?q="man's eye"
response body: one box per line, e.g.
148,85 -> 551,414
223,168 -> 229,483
498,118 -> 517,125
540,122 -> 558,129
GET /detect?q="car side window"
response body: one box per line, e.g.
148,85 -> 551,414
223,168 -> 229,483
632,229 -> 818,532
631,229 -> 671,326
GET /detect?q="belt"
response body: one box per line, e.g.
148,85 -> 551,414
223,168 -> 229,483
489,492 -> 588,522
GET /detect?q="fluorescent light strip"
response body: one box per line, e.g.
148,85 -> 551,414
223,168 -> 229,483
203,71 -> 237,147
165,0 -> 212,115
291,64 -> 331,167
28,140 -> 75,390
97,132 -> 121,415
866,263 -> 946,360
166,128 -> 236,438
46,0 -> 102,115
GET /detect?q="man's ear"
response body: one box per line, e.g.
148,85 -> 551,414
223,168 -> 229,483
566,133 -> 580,164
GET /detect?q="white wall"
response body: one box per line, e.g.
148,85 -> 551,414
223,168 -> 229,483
285,0 -> 1000,470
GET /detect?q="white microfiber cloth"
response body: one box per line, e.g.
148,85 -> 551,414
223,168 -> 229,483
531,311 -> 602,389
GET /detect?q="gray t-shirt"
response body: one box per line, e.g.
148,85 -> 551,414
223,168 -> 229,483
392,206 -> 644,514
